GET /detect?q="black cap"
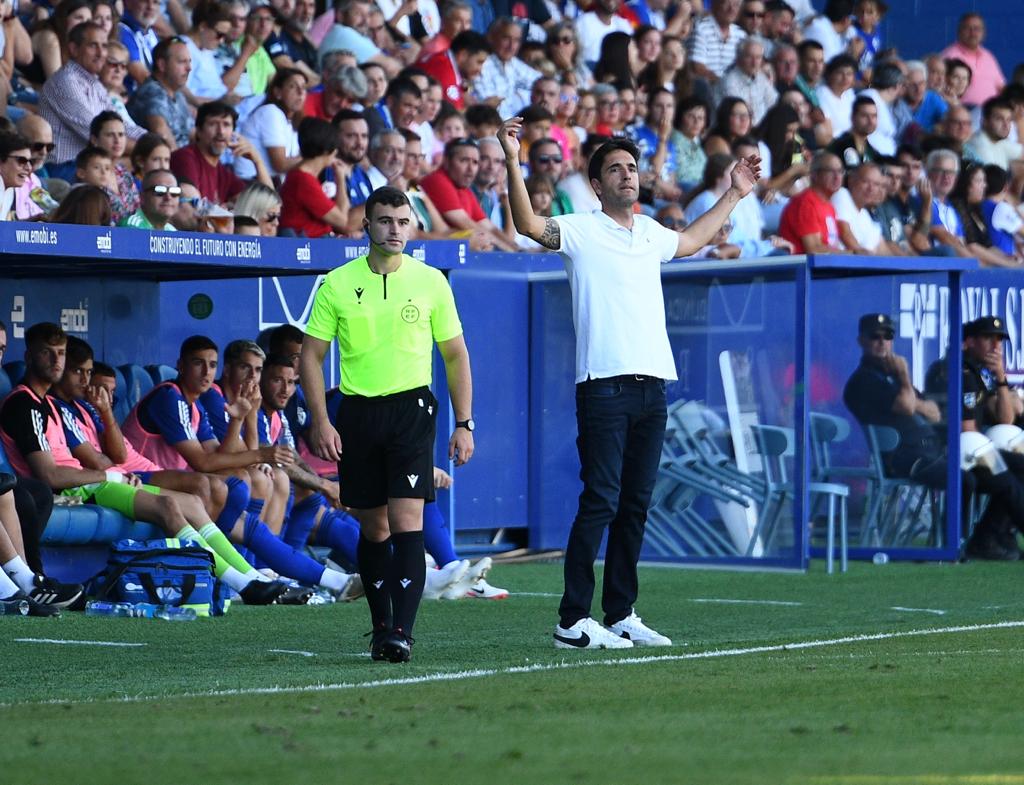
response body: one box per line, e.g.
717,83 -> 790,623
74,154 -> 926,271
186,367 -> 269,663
765,0 -> 795,13
858,313 -> 895,336
964,316 -> 1009,339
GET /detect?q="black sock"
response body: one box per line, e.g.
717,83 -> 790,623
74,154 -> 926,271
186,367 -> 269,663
357,534 -> 392,630
389,530 -> 426,636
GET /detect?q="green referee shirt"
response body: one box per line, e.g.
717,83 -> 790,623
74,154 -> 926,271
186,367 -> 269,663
305,253 -> 463,397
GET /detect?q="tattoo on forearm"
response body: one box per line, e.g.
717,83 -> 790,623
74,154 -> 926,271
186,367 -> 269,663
538,218 -> 560,250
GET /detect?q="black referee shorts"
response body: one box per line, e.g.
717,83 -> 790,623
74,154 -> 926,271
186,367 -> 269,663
335,385 -> 438,510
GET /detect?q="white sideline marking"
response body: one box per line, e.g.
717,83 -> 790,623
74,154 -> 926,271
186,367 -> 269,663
268,649 -> 316,657
14,638 -> 147,648
514,592 -> 561,598
891,606 -> 947,616
690,598 -> 804,607
8,620 -> 1023,707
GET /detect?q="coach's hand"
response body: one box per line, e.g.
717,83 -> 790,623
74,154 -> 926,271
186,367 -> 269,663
449,428 -> 474,467
309,419 -> 343,462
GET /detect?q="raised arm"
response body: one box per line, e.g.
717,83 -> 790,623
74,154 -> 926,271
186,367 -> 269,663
675,155 -> 760,257
498,116 -> 560,250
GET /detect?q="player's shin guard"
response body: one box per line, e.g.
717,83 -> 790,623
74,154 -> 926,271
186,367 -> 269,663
242,512 -> 325,586
215,476 -> 250,534
389,530 -> 426,635
357,534 -> 392,629
423,502 -> 457,567
281,493 -> 322,549
313,507 -> 360,564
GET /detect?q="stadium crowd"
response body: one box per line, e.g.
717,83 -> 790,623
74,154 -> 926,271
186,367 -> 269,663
0,0 -> 1014,258
0,0 -> 1023,616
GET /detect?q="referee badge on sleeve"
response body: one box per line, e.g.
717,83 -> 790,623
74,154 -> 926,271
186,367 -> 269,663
963,392 -> 978,410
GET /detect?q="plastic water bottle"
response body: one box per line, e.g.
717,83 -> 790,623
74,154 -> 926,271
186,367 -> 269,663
0,597 -> 30,615
154,605 -> 197,621
872,552 -> 890,565
85,600 -> 134,617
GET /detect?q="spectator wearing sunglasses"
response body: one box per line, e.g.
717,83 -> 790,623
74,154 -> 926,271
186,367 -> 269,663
13,116 -> 58,220
0,134 -> 34,222
184,2 -> 242,108
120,169 -> 181,230
174,179 -> 204,231
527,138 -> 573,215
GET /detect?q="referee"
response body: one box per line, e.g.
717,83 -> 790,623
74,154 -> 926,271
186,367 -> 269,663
301,186 -> 475,663
499,117 -> 759,649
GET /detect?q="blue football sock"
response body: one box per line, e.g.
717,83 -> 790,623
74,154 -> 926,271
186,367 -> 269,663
215,476 -> 250,535
282,493 -> 323,549
246,497 -> 265,515
313,507 -> 360,564
423,502 -> 458,566
242,512 -> 324,586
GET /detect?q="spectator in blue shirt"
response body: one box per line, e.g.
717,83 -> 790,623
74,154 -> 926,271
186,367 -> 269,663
902,60 -> 948,133
118,0 -> 161,93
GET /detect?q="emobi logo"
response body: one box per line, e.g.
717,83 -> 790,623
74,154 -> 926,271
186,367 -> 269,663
96,231 -> 112,252
296,243 -> 311,262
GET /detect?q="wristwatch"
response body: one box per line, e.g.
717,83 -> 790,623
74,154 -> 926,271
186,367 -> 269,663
455,418 -> 475,432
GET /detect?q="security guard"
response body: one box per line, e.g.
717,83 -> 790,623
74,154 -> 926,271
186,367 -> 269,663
300,186 -> 475,663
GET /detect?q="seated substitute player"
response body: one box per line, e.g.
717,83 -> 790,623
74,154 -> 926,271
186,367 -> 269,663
301,185 -> 476,663
50,339 -> 289,604
843,313 -> 1024,560
198,339 -> 290,534
0,324 -> 242,589
122,335 -> 359,597
0,475 -> 82,616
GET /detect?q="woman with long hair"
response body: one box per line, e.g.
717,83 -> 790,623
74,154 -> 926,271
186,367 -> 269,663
637,35 -> 692,97
633,25 -> 662,73
950,162 -> 1017,267
28,0 -> 92,82
544,21 -> 592,89
592,32 -> 637,86
89,110 -> 140,224
673,95 -> 709,191
129,132 -> 172,189
756,102 -> 809,193
49,185 -> 112,226
91,0 -> 119,39
239,67 -> 307,178
704,97 -> 753,155
234,182 -> 283,237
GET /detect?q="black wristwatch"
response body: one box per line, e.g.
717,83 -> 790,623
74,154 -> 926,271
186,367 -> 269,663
455,418 -> 475,432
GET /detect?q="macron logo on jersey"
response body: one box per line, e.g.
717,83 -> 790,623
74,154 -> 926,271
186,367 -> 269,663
407,474 -> 418,488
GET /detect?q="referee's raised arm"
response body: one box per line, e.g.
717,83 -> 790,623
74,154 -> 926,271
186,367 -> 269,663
498,116 -> 561,250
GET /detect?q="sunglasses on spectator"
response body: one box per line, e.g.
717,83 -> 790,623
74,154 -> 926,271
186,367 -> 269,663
179,196 -> 201,207
661,218 -> 686,228
868,332 -> 895,341
31,142 -> 55,154
744,10 -> 765,17
148,185 -> 182,197
5,155 -> 32,168
553,36 -> 574,44
106,58 -> 128,69
536,154 -> 563,164
264,212 -> 281,222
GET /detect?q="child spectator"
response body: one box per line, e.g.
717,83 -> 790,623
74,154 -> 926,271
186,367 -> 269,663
852,0 -> 885,83
89,111 -> 140,223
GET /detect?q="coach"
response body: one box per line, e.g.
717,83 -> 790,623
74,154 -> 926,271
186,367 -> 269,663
498,117 -> 759,650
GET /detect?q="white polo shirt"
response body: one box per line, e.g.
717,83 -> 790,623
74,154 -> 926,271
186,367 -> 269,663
553,210 -> 681,383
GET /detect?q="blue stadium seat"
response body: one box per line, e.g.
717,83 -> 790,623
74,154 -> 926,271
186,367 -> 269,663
112,366 -> 130,423
119,363 -> 154,411
0,367 -> 10,402
146,364 -> 177,385
3,360 -> 25,386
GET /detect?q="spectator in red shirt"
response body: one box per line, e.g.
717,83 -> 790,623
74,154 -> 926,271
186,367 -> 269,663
304,65 -> 367,120
279,117 -> 352,238
418,30 -> 491,110
170,102 -> 274,205
419,137 -> 517,250
778,151 -> 846,253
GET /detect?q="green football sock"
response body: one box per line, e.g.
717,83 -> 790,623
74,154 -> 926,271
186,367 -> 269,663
198,523 -> 260,576
176,525 -> 231,577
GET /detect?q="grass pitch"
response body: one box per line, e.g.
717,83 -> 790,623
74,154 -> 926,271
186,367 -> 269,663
3,560 -> 1024,785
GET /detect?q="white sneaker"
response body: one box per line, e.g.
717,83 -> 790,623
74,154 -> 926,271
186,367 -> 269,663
423,559 -> 470,600
608,612 -> 672,646
553,617 -> 634,649
441,556 -> 492,599
464,578 -> 509,600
